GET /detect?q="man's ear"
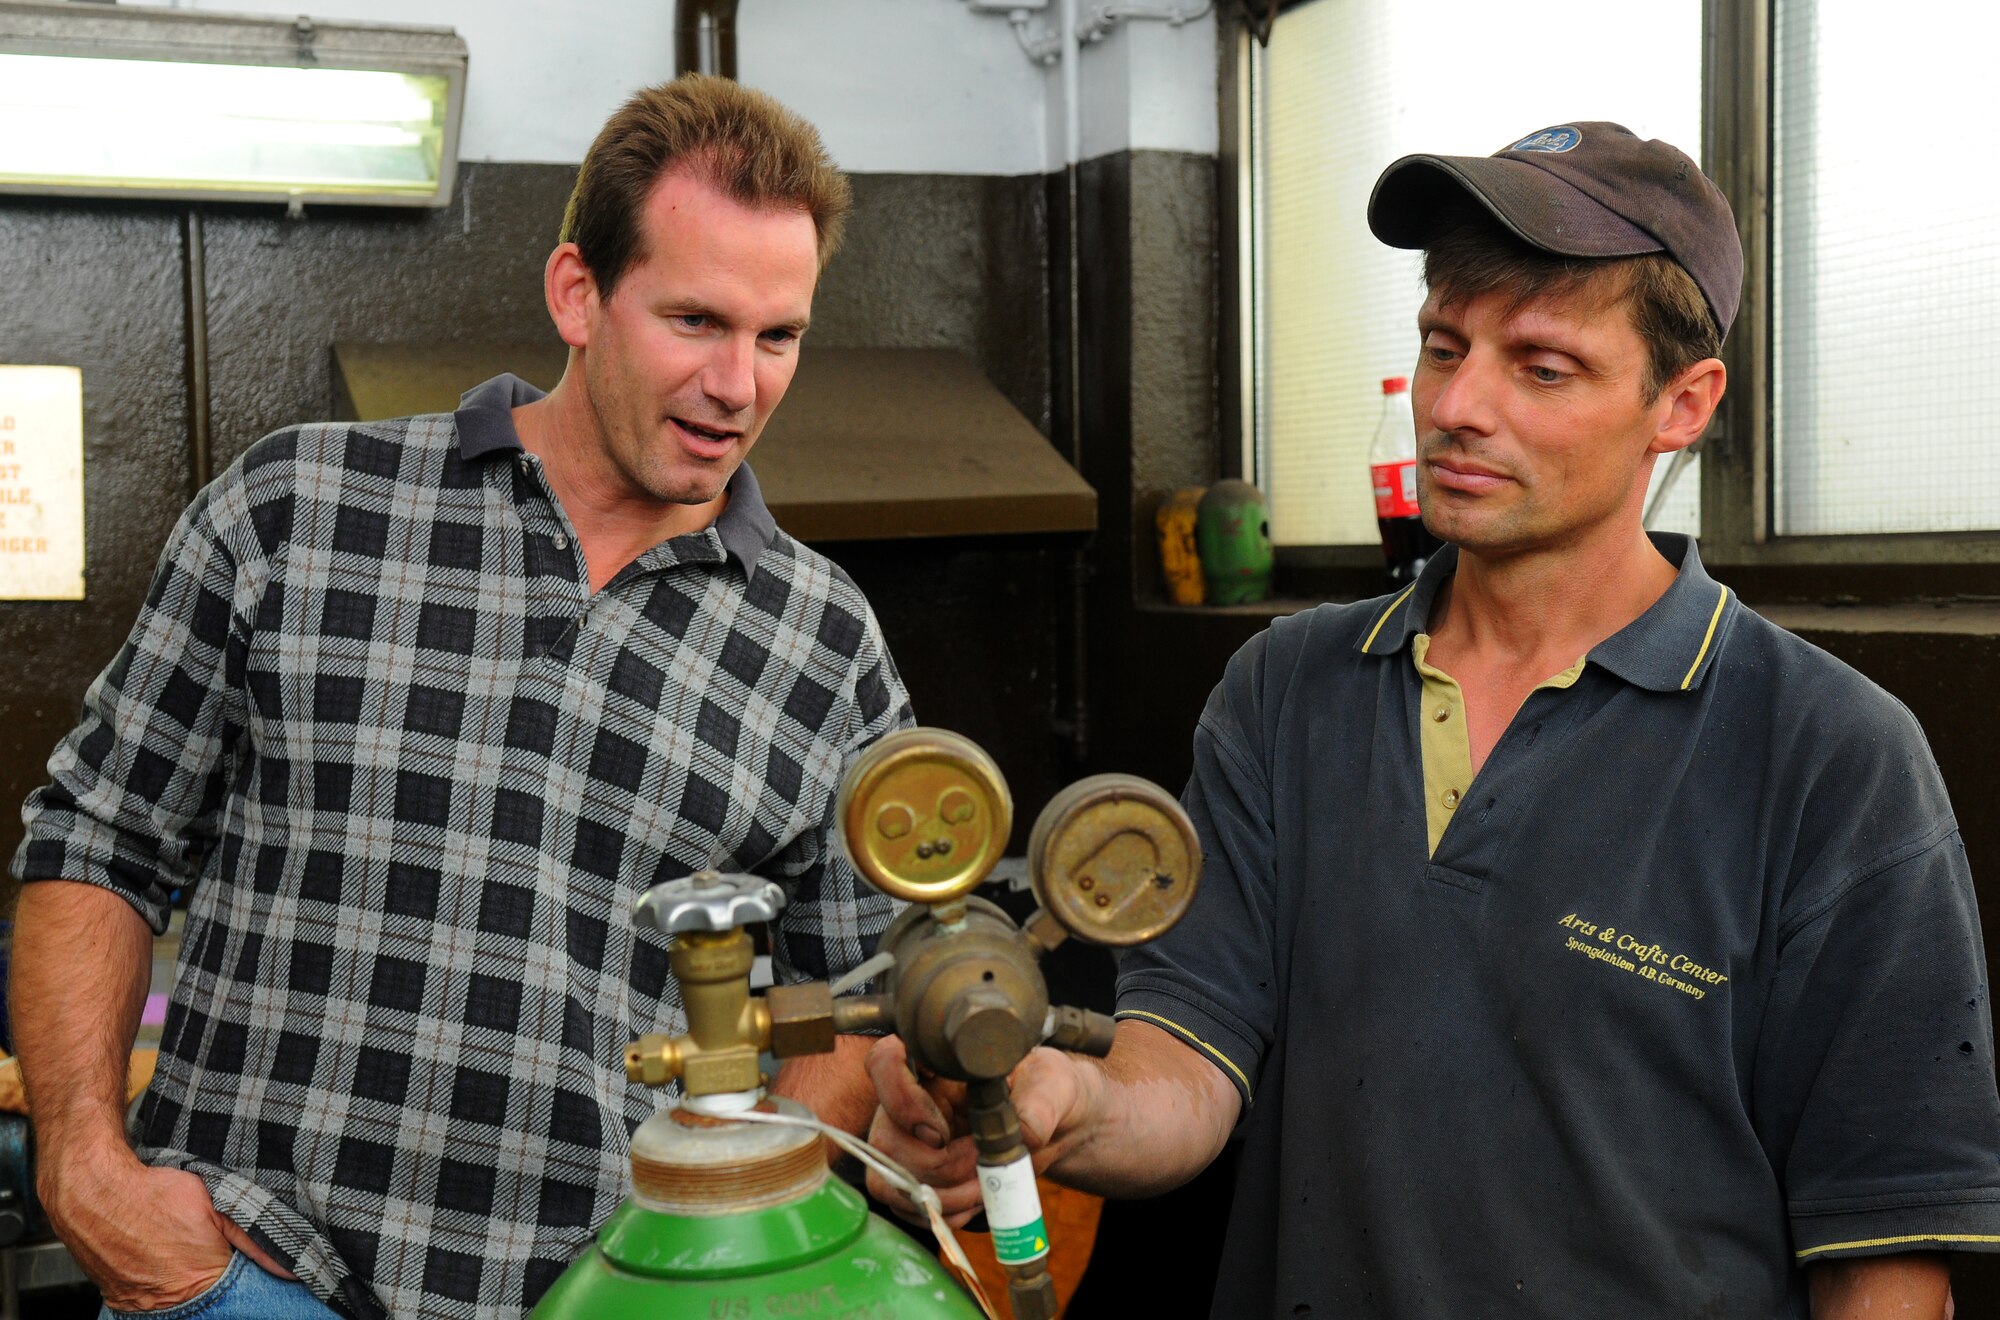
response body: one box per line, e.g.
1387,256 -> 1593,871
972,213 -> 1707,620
546,242 -> 597,350
1649,357 -> 1726,457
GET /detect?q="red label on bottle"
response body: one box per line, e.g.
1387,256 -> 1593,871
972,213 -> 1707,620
1371,460 -> 1420,519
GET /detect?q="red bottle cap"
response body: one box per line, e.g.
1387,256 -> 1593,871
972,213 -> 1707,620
1381,376 -> 1409,394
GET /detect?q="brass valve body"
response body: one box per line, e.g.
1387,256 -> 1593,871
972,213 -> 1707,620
879,897 -> 1049,1082
626,926 -> 842,1097
670,928 -> 765,1095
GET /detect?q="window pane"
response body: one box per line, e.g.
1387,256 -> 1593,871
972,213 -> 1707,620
1771,4 -> 2000,535
1255,0 -> 1702,546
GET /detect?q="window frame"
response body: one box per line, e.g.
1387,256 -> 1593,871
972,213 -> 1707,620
1702,0 -> 2000,575
1222,0 -> 2000,596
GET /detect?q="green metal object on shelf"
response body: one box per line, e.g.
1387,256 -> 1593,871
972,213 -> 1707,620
530,1175 -> 983,1318
1196,479 -> 1274,605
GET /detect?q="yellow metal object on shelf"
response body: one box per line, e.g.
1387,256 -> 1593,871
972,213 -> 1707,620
1155,487 -> 1206,606
837,728 -> 1013,905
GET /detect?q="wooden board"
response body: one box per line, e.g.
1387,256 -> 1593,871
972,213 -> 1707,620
333,342 -> 1095,542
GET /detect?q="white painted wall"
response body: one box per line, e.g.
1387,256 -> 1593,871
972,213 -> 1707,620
741,0 -> 1050,176
173,0 -> 1215,172
1075,12 -> 1220,163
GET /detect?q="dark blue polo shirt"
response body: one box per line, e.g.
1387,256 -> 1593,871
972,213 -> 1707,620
1118,534 -> 2000,1318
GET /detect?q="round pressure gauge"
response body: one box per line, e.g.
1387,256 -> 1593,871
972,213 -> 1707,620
837,728 -> 1013,905
1028,774 -> 1201,946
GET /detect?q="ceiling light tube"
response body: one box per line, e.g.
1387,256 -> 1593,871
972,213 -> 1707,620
0,2 -> 467,208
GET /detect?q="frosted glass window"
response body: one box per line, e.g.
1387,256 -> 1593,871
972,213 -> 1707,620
1771,4 -> 2000,535
1254,0 -> 1702,546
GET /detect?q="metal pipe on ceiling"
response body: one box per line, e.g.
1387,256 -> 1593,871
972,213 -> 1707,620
1059,0 -> 1089,763
675,0 -> 738,78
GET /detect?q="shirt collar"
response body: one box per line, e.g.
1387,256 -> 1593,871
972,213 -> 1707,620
1354,545 -> 1456,659
1354,533 -> 1735,694
712,462 -> 779,579
452,373 -> 779,577
453,372 -> 541,459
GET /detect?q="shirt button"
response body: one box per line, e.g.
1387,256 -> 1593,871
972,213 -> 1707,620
1442,788 -> 1461,809
1433,705 -> 1451,723
552,532 -> 569,550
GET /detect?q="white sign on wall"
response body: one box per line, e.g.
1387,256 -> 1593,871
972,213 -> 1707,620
0,366 -> 85,600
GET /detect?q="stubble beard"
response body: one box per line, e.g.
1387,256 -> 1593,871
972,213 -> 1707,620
630,435 -> 744,508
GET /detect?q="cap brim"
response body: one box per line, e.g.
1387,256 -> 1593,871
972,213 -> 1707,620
1368,154 -> 1662,259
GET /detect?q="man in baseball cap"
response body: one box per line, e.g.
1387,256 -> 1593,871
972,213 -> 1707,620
867,122 -> 2000,1319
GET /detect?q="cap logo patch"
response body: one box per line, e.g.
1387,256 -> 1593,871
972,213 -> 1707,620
1510,126 -> 1583,153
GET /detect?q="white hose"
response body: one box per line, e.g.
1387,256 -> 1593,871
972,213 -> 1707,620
829,951 -> 897,998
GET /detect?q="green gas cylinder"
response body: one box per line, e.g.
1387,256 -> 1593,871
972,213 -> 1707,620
530,1099 -> 983,1320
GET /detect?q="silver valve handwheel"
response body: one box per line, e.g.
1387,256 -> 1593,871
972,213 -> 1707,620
634,870 -> 785,934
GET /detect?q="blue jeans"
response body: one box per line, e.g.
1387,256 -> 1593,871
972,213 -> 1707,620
98,1251 -> 341,1319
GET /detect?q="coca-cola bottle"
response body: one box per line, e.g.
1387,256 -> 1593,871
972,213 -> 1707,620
1368,375 -> 1443,585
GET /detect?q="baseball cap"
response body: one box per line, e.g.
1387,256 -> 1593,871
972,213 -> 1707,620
1367,122 -> 1743,338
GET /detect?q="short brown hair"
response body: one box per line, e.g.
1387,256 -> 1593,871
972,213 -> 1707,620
559,74 -> 852,300
1420,206 -> 1720,402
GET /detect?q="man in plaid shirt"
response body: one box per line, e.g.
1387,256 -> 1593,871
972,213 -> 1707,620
10,76 -> 911,1320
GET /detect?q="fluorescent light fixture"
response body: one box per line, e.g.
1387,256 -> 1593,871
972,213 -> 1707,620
0,2 -> 466,207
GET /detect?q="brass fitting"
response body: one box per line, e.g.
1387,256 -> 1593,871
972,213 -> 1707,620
765,982 -> 835,1058
831,993 -> 893,1035
946,989 -> 1036,1079
1044,1003 -> 1117,1057
625,1032 -> 682,1087
679,1044 -> 762,1095
1020,908 -> 1069,957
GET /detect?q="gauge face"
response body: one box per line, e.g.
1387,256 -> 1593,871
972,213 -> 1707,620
1029,774 -> 1201,945
837,728 -> 1013,904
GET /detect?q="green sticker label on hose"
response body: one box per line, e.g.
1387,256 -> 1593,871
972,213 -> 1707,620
994,1215 -> 1049,1266
980,1157 -> 1049,1264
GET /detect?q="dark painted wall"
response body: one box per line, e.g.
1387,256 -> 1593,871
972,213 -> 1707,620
811,172 -> 1079,827
817,173 -> 1052,436
1069,148 -> 1238,787
0,202 -> 192,877
198,169 -> 1057,471
200,164 -> 573,470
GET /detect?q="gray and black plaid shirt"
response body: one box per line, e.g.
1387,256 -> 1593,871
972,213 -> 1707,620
14,374 -> 912,1319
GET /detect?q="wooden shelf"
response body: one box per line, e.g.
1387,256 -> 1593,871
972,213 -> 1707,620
332,341 -> 1096,542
